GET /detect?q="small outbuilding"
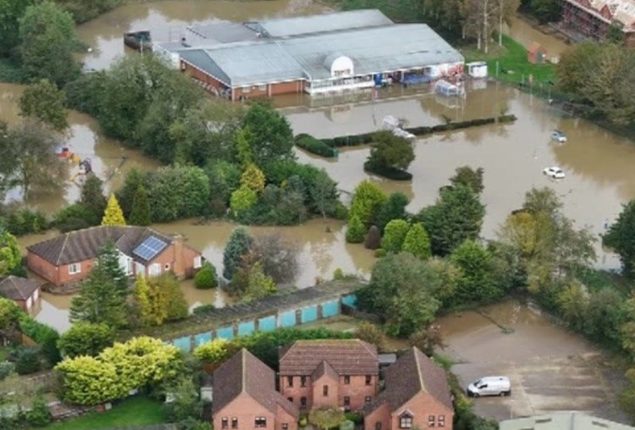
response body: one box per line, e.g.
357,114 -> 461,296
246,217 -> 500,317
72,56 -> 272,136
0,276 -> 40,313
528,42 -> 547,64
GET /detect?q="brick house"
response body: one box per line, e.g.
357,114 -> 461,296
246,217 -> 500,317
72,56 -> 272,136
364,347 -> 454,430
26,226 -> 203,287
278,339 -> 379,412
562,0 -> 635,47
0,276 -> 40,314
213,349 -> 299,430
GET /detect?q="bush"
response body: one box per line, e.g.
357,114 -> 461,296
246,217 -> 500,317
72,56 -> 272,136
345,215 -> 366,244
57,323 -> 114,358
15,348 -> 41,375
193,339 -> 230,364
355,322 -> 385,351
26,395 -> 51,427
4,208 -> 48,236
364,162 -> 413,180
194,262 -> 218,289
19,316 -> 60,365
0,361 -> 15,380
295,134 -> 337,158
54,203 -> 96,232
364,225 -> 381,250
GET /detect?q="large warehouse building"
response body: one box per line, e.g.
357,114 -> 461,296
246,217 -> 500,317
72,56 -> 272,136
154,10 -> 464,100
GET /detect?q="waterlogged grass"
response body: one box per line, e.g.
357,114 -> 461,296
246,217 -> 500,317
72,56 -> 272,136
43,396 -> 166,430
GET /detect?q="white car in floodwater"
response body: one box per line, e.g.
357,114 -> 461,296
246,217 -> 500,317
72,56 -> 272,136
543,166 -> 566,179
551,130 -> 567,143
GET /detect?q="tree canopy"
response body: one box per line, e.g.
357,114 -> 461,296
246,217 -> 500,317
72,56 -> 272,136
604,200 -> 635,278
19,79 -> 68,131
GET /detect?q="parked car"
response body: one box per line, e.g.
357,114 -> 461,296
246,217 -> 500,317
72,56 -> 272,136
543,166 -> 565,179
467,376 -> 511,397
551,130 -> 567,143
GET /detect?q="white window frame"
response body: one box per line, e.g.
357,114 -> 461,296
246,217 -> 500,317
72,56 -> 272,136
193,256 -> 202,269
68,263 -> 81,275
148,263 -> 161,277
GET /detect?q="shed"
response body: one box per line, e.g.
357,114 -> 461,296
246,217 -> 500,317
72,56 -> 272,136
528,42 -> 547,64
0,276 -> 40,313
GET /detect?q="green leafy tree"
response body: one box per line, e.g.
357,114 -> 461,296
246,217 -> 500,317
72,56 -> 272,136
133,275 -> 152,326
355,322 -> 385,351
619,368 -> 635,422
129,185 -> 151,226
222,227 -> 253,280
147,166 -> 210,222
70,245 -> 129,328
117,169 -> 145,217
528,0 -> 562,24
147,274 -> 188,324
194,262 -> 218,289
230,186 -> 257,216
556,280 -> 588,332
0,0 -> 34,55
450,240 -> 504,305
240,163 -> 266,193
19,1 -> 81,86
358,253 -> 441,336
193,338 -> 230,364
408,325 -> 444,356
164,376 -> 201,422
241,262 -> 277,303
420,184 -> 485,256
57,323 -> 114,358
234,126 -> 254,166
402,223 -> 431,260
366,130 -> 415,171
55,355 -> 122,405
79,174 -> 107,225
310,168 -> 338,218
381,219 -> 410,253
241,103 -> 295,168
101,194 -> 126,226
0,228 -> 21,276
604,200 -> 635,278
450,166 -> 484,194
345,214 -> 366,244
374,192 -> 409,232
252,234 -> 299,284
19,79 -> 68,131
350,180 -> 387,227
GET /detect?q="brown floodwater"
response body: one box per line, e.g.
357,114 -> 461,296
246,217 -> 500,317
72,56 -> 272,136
77,0 -> 327,70
505,15 -> 570,60
0,83 -> 160,213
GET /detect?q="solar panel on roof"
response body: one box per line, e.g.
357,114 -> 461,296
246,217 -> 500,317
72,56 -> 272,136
133,236 -> 168,261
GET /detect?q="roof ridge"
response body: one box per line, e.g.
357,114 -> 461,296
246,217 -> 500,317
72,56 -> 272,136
55,231 -> 71,266
412,347 -> 426,392
241,348 -> 247,394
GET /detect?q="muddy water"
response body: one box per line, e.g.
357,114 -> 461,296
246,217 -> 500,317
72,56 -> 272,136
77,0 -> 327,70
24,218 -> 375,332
288,82 -> 635,269
0,83 -> 160,213
505,15 -> 570,60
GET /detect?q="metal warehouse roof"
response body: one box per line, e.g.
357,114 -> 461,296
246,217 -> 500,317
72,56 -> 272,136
184,22 -> 259,46
280,24 -> 464,80
256,9 -> 392,38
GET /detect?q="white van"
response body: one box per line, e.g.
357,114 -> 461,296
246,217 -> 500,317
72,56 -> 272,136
467,376 -> 511,397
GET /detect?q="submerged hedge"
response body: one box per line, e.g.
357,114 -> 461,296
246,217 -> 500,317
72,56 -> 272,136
363,162 -> 413,181
295,133 -> 338,158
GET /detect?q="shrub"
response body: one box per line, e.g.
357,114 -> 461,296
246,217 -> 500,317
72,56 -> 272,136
19,316 -> 60,365
4,208 -> 48,236
355,322 -> 385,351
333,268 -> 345,280
193,339 -> 230,364
364,162 -> 413,180
54,203 -> 95,232
0,361 -> 14,380
295,134 -> 337,158
194,262 -> 218,289
345,215 -> 366,244
15,348 -> 41,375
26,395 -> 51,427
364,225 -> 381,250
381,219 -> 410,253
57,323 -> 114,358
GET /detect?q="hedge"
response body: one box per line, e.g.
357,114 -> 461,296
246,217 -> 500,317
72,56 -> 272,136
295,134 -> 338,158
364,162 -> 413,181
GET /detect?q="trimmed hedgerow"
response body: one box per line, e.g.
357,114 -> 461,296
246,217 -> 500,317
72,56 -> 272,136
295,133 -> 338,158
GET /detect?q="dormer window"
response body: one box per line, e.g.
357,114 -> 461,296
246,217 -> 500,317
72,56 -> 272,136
399,413 -> 413,429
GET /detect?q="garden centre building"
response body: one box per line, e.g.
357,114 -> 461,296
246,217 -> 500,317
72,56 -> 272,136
153,9 -> 464,100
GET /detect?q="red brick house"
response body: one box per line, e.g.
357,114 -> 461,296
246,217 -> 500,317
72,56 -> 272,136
213,349 -> 299,430
278,339 -> 379,412
26,226 -> 203,287
562,0 -> 635,47
0,276 -> 40,314
364,347 -> 454,430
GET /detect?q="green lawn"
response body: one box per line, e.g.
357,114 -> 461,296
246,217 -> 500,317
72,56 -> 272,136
462,35 -> 556,85
42,396 -> 167,430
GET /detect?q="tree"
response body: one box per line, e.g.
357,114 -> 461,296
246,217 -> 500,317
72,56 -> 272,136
358,253 -> 441,336
420,184 -> 485,256
241,103 -> 295,168
101,194 -> 126,226
0,228 -> 21,277
604,200 -> 635,278
450,240 -> 504,305
55,355 -> 122,405
222,227 -> 253,280
345,215 -> 366,244
450,166 -> 484,194
19,1 -> 81,86
19,79 -> 68,131
240,163 -> 266,193
402,223 -> 431,260
147,166 -> 210,222
350,180 -> 387,227
57,323 -> 114,358
409,325 -> 444,356
133,275 -> 152,327
129,185 -> 151,226
147,274 -> 188,324
364,225 -> 381,250
241,262 -> 277,303
528,0 -> 562,24
193,339 -> 230,364
356,322 -> 385,351
230,186 -> 257,216
0,0 -> 34,56
164,376 -> 201,422
374,192 -> 409,232
117,169 -> 146,217
3,121 -> 65,200
70,245 -> 129,328
607,21 -> 625,44
252,235 -> 298,284
194,262 -> 218,289
366,131 -> 415,171
310,169 -> 338,218
381,219 -> 410,253
79,174 -> 107,225
309,408 -> 345,430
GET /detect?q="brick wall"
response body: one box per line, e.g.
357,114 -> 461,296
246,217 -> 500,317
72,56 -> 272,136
312,373 -> 339,409
389,392 -> 453,430
339,375 -> 377,411
27,252 -> 95,287
281,373 -> 377,411
214,393 -> 295,430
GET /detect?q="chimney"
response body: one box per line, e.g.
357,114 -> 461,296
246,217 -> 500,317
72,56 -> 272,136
172,234 -> 184,278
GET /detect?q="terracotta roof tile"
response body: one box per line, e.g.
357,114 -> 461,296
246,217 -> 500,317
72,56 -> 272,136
279,339 -> 378,376
0,276 -> 39,301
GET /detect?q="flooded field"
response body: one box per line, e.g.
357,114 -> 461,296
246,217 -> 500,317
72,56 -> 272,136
505,15 -> 570,60
287,82 -> 635,269
438,300 -> 627,422
77,0 -> 327,70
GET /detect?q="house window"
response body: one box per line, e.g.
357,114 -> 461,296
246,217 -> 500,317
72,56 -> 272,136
438,416 -> 445,428
344,375 -> 350,385
221,418 -> 228,429
365,396 -> 372,404
343,396 -> 350,407
288,397 -> 293,403
68,263 -> 81,275
231,418 -> 238,429
287,376 -> 293,387
148,263 -> 161,276
282,425 -> 289,430
301,376 -> 307,387
255,417 -> 267,428
399,413 -> 413,429
428,416 -> 436,427
365,375 -> 372,385
300,397 -> 307,408
323,385 -> 328,396
164,263 -> 170,271
375,423 -> 382,430
194,256 -> 202,269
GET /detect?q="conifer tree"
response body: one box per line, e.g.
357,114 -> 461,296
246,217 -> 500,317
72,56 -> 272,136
129,185 -> 151,226
101,194 -> 126,226
133,275 -> 152,326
